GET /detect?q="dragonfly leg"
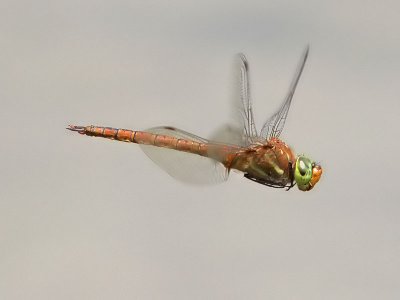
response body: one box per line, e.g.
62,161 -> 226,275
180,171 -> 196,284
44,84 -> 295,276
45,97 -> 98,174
286,161 -> 295,191
244,173 -> 287,189
286,182 -> 296,191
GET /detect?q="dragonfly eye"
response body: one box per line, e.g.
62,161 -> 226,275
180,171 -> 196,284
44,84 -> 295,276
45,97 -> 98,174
294,156 -> 313,191
298,157 -> 310,176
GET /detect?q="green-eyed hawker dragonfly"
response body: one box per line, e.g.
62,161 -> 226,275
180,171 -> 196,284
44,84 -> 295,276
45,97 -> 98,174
68,47 -> 322,191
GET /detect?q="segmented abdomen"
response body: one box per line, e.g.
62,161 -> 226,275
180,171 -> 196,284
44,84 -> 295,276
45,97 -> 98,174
81,125 -> 207,154
76,125 -> 239,166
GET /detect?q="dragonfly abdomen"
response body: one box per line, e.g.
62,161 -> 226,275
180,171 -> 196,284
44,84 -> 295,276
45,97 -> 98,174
67,125 -> 210,156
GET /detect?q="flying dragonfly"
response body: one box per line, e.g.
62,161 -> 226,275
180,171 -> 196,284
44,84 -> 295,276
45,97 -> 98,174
68,47 -> 322,191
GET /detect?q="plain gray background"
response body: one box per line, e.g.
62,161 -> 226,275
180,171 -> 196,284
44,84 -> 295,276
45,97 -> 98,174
1,0 -> 400,299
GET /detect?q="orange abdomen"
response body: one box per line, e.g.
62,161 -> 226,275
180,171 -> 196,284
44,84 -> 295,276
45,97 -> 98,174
68,125 -> 240,167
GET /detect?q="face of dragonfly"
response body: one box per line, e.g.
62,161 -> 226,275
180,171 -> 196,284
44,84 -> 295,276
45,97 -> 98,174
294,156 -> 323,191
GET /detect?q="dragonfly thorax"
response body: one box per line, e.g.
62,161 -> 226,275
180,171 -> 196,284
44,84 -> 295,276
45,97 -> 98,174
231,138 -> 296,188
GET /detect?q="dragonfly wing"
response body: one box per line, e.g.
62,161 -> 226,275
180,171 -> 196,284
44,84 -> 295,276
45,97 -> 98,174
260,46 -> 309,139
209,123 -> 245,146
227,53 -> 259,146
139,126 -> 229,184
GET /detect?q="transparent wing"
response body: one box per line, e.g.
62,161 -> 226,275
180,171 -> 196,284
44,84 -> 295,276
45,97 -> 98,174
208,53 -> 260,147
260,46 -> 309,139
209,124 -> 246,146
139,126 -> 229,184
232,53 -> 259,145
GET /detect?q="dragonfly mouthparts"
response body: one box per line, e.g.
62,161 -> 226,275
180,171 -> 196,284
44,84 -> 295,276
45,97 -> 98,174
66,125 -> 86,134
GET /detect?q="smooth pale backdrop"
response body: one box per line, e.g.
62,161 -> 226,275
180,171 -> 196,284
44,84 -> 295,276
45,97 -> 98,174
1,0 -> 399,299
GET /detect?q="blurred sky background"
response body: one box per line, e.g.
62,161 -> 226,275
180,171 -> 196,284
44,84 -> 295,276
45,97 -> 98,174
1,0 -> 400,299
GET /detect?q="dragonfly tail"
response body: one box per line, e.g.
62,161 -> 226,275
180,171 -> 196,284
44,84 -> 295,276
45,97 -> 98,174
66,125 -> 86,134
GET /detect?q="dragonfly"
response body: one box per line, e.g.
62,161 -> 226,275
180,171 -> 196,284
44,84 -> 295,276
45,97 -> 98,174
68,47 -> 322,191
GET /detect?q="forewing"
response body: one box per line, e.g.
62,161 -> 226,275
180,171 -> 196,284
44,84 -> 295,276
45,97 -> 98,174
208,53 -> 260,146
227,53 -> 259,146
260,46 -> 309,139
139,126 -> 229,184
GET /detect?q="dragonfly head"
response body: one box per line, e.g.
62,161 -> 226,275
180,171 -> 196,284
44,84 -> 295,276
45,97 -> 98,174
294,156 -> 322,191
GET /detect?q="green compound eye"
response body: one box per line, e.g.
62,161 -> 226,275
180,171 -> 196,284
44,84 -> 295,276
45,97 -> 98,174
295,156 -> 313,191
